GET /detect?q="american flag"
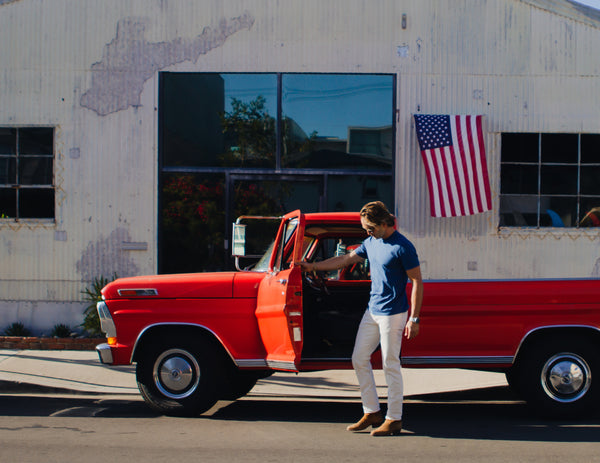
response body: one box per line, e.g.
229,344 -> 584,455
413,114 -> 492,218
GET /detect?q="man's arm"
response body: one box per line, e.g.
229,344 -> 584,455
296,250 -> 364,272
404,265 -> 423,340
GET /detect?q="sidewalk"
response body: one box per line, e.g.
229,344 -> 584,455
0,349 -> 508,398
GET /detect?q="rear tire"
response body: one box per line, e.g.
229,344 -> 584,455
515,336 -> 599,417
136,336 -> 225,416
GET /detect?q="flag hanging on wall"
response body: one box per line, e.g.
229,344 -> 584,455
413,114 -> 492,218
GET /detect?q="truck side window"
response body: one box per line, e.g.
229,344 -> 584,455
274,219 -> 298,271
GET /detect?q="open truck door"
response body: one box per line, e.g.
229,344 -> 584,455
255,211 -> 305,371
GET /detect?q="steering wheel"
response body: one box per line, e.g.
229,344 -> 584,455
303,270 -> 330,295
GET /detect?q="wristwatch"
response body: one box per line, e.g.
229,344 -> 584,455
409,317 -> 420,323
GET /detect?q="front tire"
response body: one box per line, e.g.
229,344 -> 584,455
136,336 -> 225,416
515,336 -> 599,417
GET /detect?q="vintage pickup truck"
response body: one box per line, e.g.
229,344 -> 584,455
96,210 -> 600,417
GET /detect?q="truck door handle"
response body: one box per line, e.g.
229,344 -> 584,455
276,279 -> 287,285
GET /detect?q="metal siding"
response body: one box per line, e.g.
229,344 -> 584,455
0,0 -> 599,330
395,1 -> 600,281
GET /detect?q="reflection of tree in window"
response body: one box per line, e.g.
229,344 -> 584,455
219,96 -> 275,168
218,95 -> 316,168
161,175 -> 226,273
161,175 -> 289,272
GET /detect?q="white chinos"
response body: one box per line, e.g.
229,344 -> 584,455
351,309 -> 408,421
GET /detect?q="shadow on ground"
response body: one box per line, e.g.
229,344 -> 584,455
0,386 -> 598,443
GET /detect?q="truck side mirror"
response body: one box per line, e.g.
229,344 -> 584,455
232,223 -> 246,257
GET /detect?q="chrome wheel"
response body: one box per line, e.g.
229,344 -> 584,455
541,353 -> 591,403
153,348 -> 200,399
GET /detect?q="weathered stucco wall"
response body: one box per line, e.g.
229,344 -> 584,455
0,0 -> 599,331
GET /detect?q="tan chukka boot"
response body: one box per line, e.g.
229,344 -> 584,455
370,419 -> 402,436
346,411 -> 384,432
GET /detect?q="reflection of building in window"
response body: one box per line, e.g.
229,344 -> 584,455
499,133 -> 600,228
347,126 -> 393,159
0,127 -> 55,220
284,124 -> 393,170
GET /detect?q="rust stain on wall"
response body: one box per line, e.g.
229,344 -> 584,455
80,12 -> 255,116
76,228 -> 140,281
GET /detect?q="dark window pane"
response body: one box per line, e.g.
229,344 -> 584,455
500,164 -> 538,194
540,196 -> 576,227
581,134 -> 600,164
282,74 -> 394,169
161,73 -> 277,168
580,166 -> 600,195
327,175 -> 393,212
19,188 -> 54,218
160,173 -> 226,274
233,180 -> 288,217
162,74 -> 226,167
19,128 -> 53,155
233,179 -> 320,270
0,129 -> 16,155
0,158 -> 16,184
0,188 -> 16,218
541,134 -> 578,163
540,165 -> 578,195
234,178 -> 321,217
501,133 -> 539,162
499,195 -> 539,226
579,198 -> 600,227
19,157 -> 53,185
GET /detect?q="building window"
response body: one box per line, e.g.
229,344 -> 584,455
500,133 -> 600,228
0,127 -> 55,220
161,73 -> 393,171
281,74 -> 393,170
159,72 -> 394,272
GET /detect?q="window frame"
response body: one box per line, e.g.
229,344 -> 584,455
499,132 -> 600,229
0,126 -> 55,222
158,72 -> 396,272
159,71 -> 396,174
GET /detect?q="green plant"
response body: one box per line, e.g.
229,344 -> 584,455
50,323 -> 72,338
3,321 -> 32,337
81,274 -> 117,336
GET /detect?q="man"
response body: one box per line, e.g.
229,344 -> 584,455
297,201 -> 423,436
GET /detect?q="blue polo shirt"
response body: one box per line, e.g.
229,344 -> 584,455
355,230 -> 419,316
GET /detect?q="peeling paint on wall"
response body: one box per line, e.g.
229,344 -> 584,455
76,228 -> 140,281
80,12 -> 255,116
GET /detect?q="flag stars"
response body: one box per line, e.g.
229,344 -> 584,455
414,115 -> 452,150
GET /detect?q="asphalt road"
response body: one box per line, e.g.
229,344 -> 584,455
1,387 -> 599,462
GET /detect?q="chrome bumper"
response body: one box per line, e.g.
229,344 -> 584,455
96,301 -> 117,338
96,343 -> 114,364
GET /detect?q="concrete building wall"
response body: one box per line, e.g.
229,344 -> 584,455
0,0 -> 598,331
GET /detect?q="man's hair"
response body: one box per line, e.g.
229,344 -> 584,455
360,201 -> 395,227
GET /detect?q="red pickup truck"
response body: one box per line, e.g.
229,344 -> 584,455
96,210 -> 600,417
